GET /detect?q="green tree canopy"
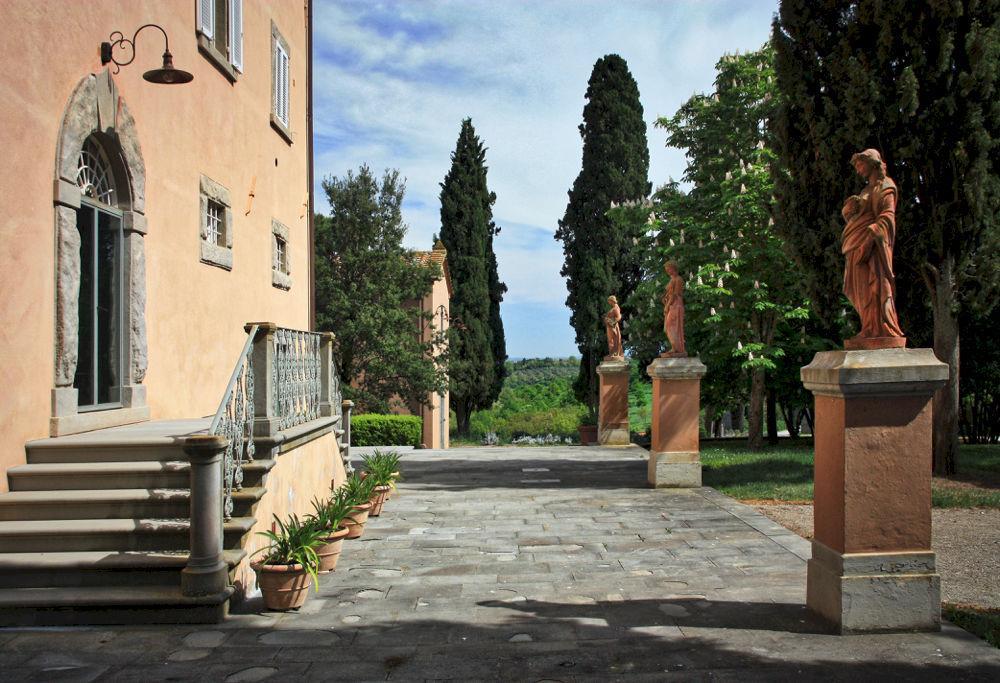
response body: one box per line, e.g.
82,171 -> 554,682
772,0 -> 1000,472
556,54 -> 651,419
314,165 -> 446,413
439,118 -> 507,434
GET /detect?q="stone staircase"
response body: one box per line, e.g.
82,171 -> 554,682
0,420 -> 273,625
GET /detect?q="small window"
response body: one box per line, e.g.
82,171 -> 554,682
197,0 -> 243,80
200,175 -> 233,270
271,23 -> 292,143
271,218 -> 292,290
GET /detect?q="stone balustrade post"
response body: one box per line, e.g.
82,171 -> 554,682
801,347 -> 948,633
319,332 -> 336,417
245,322 -> 280,437
181,435 -> 229,597
342,399 -> 355,474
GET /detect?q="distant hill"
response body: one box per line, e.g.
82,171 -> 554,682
504,357 -> 579,389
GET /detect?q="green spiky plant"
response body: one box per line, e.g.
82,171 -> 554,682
253,514 -> 327,588
361,449 -> 403,488
340,471 -> 377,507
306,489 -> 355,535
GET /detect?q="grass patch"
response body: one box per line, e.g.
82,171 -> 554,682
943,604 -> 1000,649
701,441 -> 999,508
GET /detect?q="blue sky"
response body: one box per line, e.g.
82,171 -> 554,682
313,0 -> 779,359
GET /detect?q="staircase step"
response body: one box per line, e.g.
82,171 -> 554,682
24,419 -> 210,464
0,517 -> 256,553
0,487 -> 265,520
8,459 -> 275,491
0,549 -> 244,588
0,585 -> 235,626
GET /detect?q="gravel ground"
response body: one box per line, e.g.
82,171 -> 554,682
754,504 -> 1000,609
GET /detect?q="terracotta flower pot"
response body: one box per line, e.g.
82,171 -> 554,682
316,526 -> 350,573
344,502 -> 372,539
253,562 -> 313,611
369,485 -> 391,517
579,425 -> 598,446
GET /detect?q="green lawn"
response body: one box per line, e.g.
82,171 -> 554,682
701,441 -> 1000,508
943,604 -> 1000,649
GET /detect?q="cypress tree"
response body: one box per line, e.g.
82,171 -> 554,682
555,54 -> 651,418
439,118 -> 506,434
772,0 -> 1000,473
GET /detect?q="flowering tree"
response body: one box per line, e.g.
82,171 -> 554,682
615,45 -> 817,449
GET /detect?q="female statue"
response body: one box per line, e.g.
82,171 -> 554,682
662,261 -> 686,356
604,295 -> 623,359
841,149 -> 905,347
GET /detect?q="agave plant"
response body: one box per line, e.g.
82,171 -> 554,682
253,514 -> 326,587
360,449 -> 403,487
307,489 -> 355,533
340,471 -> 377,506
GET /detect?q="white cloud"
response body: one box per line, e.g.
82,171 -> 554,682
312,0 -> 778,355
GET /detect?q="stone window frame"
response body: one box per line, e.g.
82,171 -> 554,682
199,174 -> 234,270
52,69 -> 150,436
271,219 -> 292,290
270,22 -> 293,144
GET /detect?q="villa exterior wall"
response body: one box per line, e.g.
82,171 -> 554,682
0,1 -> 312,490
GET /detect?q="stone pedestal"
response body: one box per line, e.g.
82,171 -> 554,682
646,356 -> 706,487
801,348 -> 948,634
596,359 -> 630,446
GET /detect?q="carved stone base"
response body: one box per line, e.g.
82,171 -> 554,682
647,451 -> 701,488
844,335 -> 906,350
646,357 -> 706,488
596,359 -> 630,446
807,540 -> 940,634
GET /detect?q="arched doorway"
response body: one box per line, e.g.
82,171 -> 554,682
51,70 -> 149,435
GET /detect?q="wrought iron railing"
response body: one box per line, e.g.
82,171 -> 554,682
273,328 -> 322,430
208,324 -> 257,520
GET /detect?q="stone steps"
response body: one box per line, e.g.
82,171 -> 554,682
0,517 -> 256,553
0,487 -> 265,520
8,459 -> 274,491
0,549 -> 245,588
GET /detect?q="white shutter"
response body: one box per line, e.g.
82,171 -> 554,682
272,41 -> 281,117
198,0 -> 214,39
281,49 -> 290,124
229,0 -> 243,72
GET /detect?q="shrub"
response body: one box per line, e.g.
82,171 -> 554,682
352,414 -> 421,447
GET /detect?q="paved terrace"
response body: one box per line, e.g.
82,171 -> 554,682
2,446 -> 999,681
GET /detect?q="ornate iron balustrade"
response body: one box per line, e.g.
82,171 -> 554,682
273,328 -> 323,430
208,324 -> 257,520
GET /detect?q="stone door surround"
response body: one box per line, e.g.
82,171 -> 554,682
51,69 -> 149,436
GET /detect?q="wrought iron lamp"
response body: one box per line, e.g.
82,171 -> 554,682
100,24 -> 193,84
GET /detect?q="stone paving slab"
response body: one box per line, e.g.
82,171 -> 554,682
1,445 -> 999,681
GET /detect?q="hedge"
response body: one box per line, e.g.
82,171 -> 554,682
352,414 -> 422,447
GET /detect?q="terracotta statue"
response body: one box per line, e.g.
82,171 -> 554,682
661,261 -> 686,357
841,149 -> 906,349
604,295 -> 624,359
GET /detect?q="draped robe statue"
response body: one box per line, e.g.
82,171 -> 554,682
841,149 -> 906,348
604,295 -> 624,359
661,261 -> 686,357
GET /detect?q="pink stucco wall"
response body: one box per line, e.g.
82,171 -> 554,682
0,1 -> 312,490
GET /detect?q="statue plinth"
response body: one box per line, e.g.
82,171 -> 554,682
844,336 -> 906,351
596,359 -> 630,446
801,347 -> 947,634
646,356 -> 706,487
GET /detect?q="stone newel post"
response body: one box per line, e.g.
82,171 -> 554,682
801,347 -> 947,634
596,359 -> 630,445
181,435 -> 228,597
646,356 -> 707,487
245,322 -> 280,437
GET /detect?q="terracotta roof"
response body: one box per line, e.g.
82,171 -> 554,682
412,239 -> 452,297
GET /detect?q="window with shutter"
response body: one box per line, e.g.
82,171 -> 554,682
270,23 -> 293,142
229,0 -> 243,73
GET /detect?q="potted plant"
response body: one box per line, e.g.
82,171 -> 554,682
360,449 -> 402,515
306,490 -> 354,573
252,514 -> 326,610
340,473 -> 376,539
578,411 -> 598,446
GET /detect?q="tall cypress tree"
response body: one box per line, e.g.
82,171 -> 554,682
439,118 -> 506,434
772,0 -> 1000,473
556,54 -> 651,418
